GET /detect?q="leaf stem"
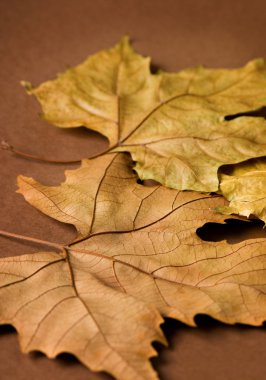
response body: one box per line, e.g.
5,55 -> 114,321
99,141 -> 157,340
1,140 -> 116,164
0,229 -> 63,251
1,140 -> 81,164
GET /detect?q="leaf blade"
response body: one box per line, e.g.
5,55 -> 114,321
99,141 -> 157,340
217,157 -> 266,223
24,38 -> 266,191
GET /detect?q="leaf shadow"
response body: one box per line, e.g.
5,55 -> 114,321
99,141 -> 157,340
224,106 -> 266,121
0,324 -> 16,336
150,62 -> 164,74
56,126 -> 108,143
57,353 -> 113,380
196,218 -> 265,244
0,324 -> 114,379
152,314 -> 266,373
32,353 -> 114,379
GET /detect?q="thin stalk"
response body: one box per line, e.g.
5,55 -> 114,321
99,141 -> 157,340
1,140 -> 116,164
0,229 -> 63,251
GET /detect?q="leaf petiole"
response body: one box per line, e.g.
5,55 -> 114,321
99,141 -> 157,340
1,140 -> 116,165
1,140 -> 81,164
0,229 -> 63,251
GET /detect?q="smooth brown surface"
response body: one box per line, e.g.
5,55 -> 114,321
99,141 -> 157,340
0,0 -> 265,379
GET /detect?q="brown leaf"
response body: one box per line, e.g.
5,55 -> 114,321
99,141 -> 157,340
0,153 -> 264,380
23,37 -> 266,191
0,251 -> 163,380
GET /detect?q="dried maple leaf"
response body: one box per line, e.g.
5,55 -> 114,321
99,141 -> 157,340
1,153 -> 266,380
22,37 -> 266,191
217,157 -> 266,223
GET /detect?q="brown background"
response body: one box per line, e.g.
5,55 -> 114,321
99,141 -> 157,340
0,0 -> 266,379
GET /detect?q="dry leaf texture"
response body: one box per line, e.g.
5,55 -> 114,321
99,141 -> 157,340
0,153 -> 263,380
23,37 -> 266,191
217,158 -> 266,223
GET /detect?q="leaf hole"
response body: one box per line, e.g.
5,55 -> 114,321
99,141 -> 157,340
224,106 -> 266,121
196,218 -> 265,243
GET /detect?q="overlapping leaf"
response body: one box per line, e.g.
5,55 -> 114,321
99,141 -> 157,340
2,37 -> 266,379
23,37 -> 266,191
217,157 -> 266,223
0,153 -> 264,380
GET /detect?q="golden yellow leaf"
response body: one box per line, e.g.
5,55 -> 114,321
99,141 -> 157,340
23,37 -> 266,191
217,157 -> 266,223
0,153 -> 263,380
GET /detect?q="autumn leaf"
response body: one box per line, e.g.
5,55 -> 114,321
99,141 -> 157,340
5,37 -> 266,377
0,153 -> 263,380
217,157 -> 266,224
22,37 -> 266,191
0,250 -> 164,380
